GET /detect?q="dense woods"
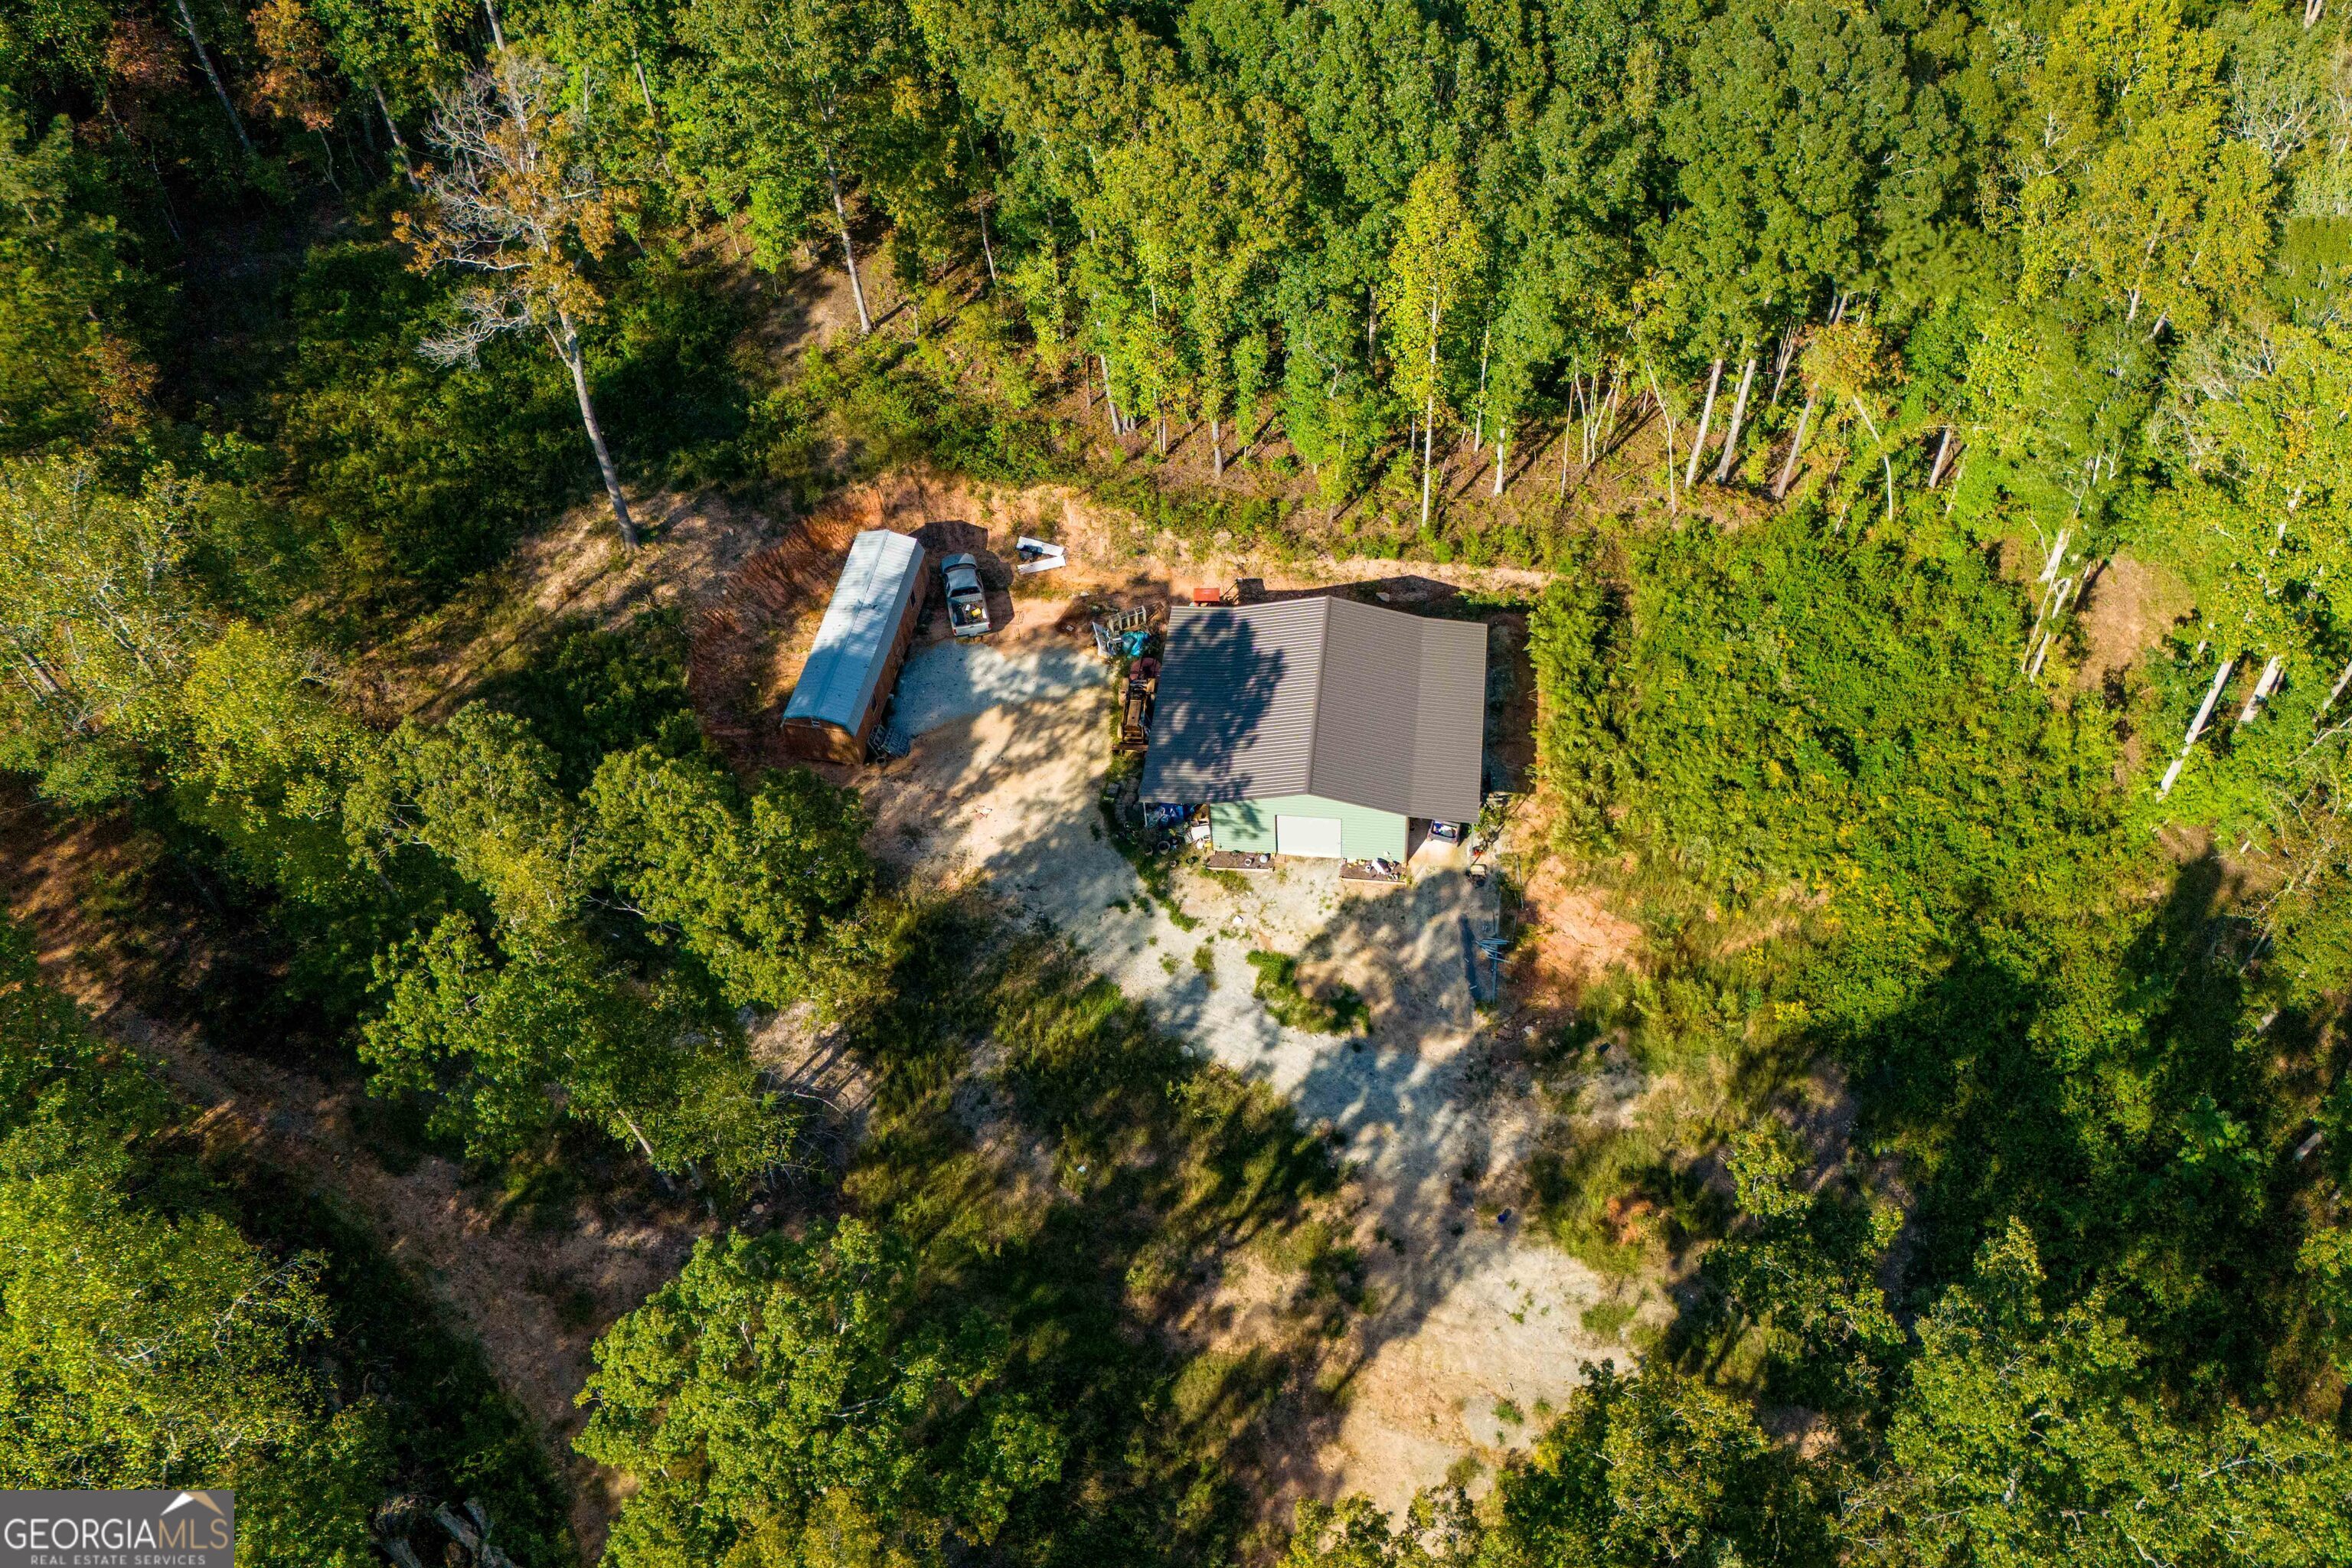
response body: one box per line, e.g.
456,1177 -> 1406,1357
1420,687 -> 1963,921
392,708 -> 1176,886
4,0 -> 2352,1560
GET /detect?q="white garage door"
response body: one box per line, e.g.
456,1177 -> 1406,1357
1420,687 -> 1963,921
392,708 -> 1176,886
1274,815 -> 1346,858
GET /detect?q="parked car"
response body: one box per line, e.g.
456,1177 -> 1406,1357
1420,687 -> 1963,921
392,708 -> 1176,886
942,552 -> 990,637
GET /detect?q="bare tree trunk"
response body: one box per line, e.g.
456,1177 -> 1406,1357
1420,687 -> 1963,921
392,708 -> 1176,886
1928,424 -> 1955,488
1472,325 -> 1490,451
312,129 -> 346,198
1712,356 -> 1757,482
2237,654 -> 2285,725
1645,362 -> 1677,516
144,149 -> 184,243
612,1106 -> 665,1174
1773,394 -> 1816,501
978,204 -> 998,286
825,156 -> 872,335
374,82 -> 418,188
629,51 -> 675,174
2315,655 -> 2352,724
1847,397 -> 1895,525
482,0 -> 508,49
2307,0 -> 2324,26
1492,426 -> 1507,496
1769,329 -> 1796,405
1419,291 -> 1439,533
1684,358 -> 1722,492
1211,418 -> 1223,477
2159,658 -> 2236,796
174,0 -> 253,156
558,316 -> 638,548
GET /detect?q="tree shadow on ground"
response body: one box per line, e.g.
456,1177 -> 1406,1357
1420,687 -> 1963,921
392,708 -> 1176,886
836,896 -> 1350,1565
1675,844 -> 2341,1406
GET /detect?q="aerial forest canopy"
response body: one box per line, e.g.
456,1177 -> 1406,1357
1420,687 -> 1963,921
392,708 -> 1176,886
3,0 -> 2352,1560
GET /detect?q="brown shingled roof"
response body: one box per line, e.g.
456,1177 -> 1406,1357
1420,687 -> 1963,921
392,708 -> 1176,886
1138,597 -> 1487,824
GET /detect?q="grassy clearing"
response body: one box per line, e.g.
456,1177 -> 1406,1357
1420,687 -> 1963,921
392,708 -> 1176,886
1245,950 -> 1368,1036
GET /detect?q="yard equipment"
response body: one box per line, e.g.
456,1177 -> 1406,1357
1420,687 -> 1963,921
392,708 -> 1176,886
1091,603 -> 1156,660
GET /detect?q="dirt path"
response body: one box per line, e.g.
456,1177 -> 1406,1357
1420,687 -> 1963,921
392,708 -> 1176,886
861,685 -> 1645,1513
0,459 -> 1627,1547
0,795 -> 706,1559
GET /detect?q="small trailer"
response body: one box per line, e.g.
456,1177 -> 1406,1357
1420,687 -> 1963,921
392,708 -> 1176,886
1118,678 -> 1154,753
780,529 -> 927,764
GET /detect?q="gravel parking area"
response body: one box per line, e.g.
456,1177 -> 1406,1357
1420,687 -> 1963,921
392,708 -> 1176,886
860,684 -> 1625,1515
891,637 -> 1110,737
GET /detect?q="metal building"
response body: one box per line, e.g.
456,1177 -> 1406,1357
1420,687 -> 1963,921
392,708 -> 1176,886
1138,597 -> 1487,861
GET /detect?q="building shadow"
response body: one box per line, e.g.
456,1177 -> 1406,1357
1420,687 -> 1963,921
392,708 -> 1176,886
1143,609 -> 1290,803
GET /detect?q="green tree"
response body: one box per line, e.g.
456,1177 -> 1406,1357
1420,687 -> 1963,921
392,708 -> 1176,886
586,746 -> 876,1013
577,1219 -> 1065,1566
1657,0 -> 1945,357
1380,159 -> 1481,533
361,912 -> 790,1179
1708,1127 -> 1905,1422
0,458 -> 208,803
344,701 -> 591,931
0,920 -> 387,1563
2016,0 -> 2274,339
674,0 -> 923,328
1846,1221 -> 2352,1567
1281,1364 -> 1833,1566
0,91 -> 152,455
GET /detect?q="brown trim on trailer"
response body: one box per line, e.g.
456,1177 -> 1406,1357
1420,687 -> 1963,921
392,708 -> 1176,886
780,557 -> 930,764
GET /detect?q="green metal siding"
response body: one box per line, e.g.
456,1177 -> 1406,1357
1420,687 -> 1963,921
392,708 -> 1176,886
1209,795 -> 1407,860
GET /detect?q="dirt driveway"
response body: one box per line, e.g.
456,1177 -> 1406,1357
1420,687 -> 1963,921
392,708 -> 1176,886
862,683 -> 1634,1513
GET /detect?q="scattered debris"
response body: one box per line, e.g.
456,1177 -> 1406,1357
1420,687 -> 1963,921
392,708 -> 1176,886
1014,535 -> 1068,574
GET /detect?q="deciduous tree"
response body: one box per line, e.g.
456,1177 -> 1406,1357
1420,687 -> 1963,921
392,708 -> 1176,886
1380,159 -> 1481,533
397,50 -> 642,545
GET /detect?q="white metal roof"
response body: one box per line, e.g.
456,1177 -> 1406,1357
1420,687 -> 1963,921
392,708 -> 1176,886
782,530 -> 926,732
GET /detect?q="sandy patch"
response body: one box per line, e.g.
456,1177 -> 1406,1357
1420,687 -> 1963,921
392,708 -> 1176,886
1518,850 -> 1645,1017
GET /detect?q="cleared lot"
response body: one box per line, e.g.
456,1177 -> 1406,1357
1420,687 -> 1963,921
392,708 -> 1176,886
861,681 -> 1632,1513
